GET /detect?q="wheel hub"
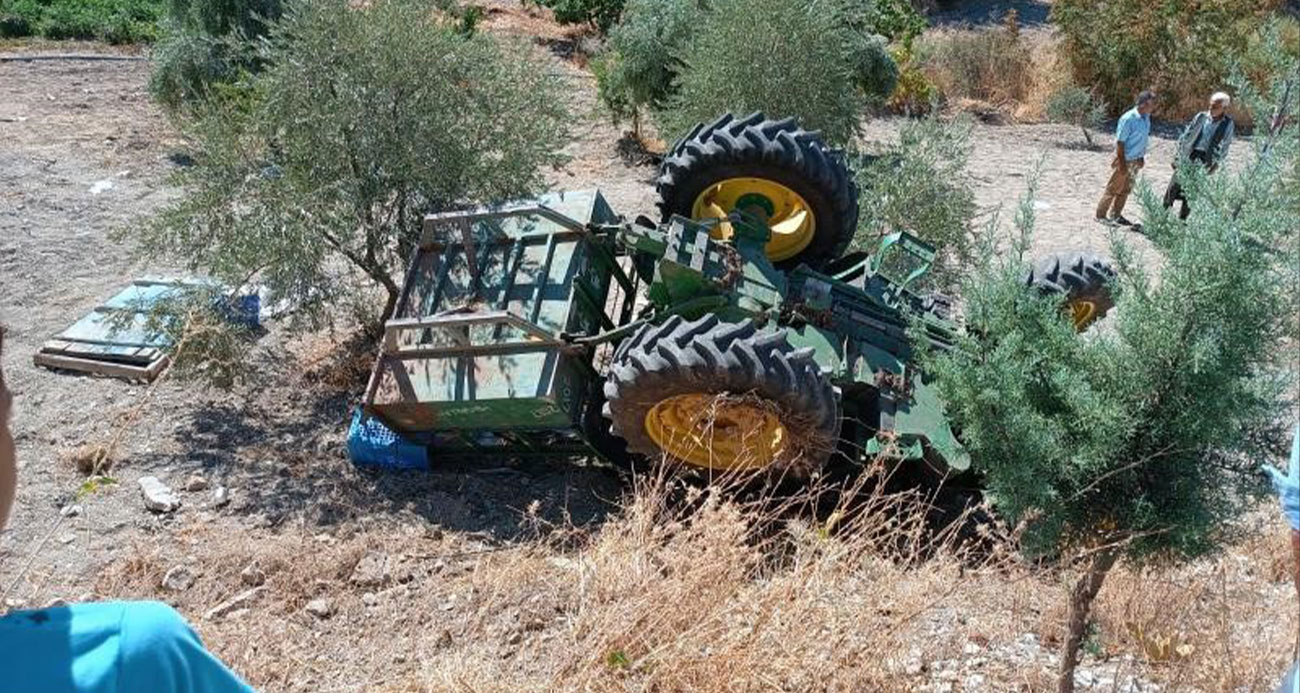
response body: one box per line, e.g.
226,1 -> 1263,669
1068,299 -> 1097,330
691,177 -> 816,262
644,393 -> 786,470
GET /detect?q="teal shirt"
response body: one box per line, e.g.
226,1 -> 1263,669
0,601 -> 255,692
1114,107 -> 1151,161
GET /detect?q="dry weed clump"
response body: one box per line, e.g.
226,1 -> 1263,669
913,25 -> 1070,123
89,467 -> 1298,692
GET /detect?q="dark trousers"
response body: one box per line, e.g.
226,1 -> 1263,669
1163,151 -> 1213,220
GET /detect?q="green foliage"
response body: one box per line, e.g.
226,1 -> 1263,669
656,0 -> 876,145
841,23 -> 900,102
594,0 -> 700,131
1045,85 -> 1107,146
597,0 -> 900,142
1051,0 -> 1281,117
148,0 -> 281,110
0,0 -> 162,43
127,0 -> 569,332
853,116 -> 976,288
923,72 -> 1299,561
886,42 -> 937,115
534,0 -> 624,31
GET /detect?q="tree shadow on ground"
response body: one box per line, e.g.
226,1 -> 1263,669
169,395 -> 624,542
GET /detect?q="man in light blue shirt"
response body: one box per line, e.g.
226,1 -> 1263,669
1096,90 -> 1156,227
0,329 -> 256,692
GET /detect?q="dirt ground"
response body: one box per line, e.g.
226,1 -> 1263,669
0,10 -> 1287,692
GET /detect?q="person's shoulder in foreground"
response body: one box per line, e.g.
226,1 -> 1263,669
0,328 -> 255,692
0,600 -> 256,692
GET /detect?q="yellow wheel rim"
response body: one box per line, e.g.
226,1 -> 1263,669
644,393 -> 786,471
691,177 -> 815,262
1068,299 -> 1097,330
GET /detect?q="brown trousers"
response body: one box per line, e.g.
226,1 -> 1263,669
1096,158 -> 1144,219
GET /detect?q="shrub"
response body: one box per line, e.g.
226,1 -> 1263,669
852,115 -> 976,288
886,42 -> 938,115
593,0 -> 701,134
656,0 -> 879,145
1052,0 -> 1280,118
533,0 -> 624,32
923,60 -> 1299,692
917,25 -> 1032,105
128,0 -> 570,333
149,0 -> 282,110
1045,84 -> 1106,147
0,0 -> 162,43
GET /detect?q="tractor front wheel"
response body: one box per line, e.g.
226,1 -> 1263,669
1025,251 -> 1117,331
603,315 -> 840,474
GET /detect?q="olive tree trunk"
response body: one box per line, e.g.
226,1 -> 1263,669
1057,545 -> 1120,693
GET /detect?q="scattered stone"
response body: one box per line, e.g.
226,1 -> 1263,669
436,629 -> 453,649
58,532 -> 76,544
362,592 -> 378,607
239,564 -> 266,587
204,586 -> 265,621
211,486 -> 230,507
962,641 -> 982,655
392,654 -> 407,664
88,179 -> 114,195
3,598 -> 27,609
963,673 -> 986,688
162,566 -> 196,592
183,475 -> 208,492
505,631 -> 522,645
138,476 -> 180,513
304,598 -> 332,619
43,597 -> 68,608
60,504 -> 81,518
350,552 -> 392,588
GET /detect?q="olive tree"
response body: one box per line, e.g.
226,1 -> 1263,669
923,58 -> 1298,692
132,0 -> 569,330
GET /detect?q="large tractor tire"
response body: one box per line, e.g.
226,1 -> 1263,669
603,314 -> 840,473
1025,251 -> 1117,331
655,112 -> 860,270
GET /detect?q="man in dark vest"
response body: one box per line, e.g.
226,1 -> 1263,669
1163,91 -> 1235,220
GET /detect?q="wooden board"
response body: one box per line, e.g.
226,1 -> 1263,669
33,351 -> 171,382
33,278 -> 193,381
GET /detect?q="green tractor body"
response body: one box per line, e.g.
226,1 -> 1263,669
359,113 -> 1112,476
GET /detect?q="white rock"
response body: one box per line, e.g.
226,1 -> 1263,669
350,552 -> 391,587
362,592 -> 378,607
89,179 -> 114,195
60,505 -> 81,517
964,673 -> 987,689
162,566 -> 196,592
204,586 -> 265,621
58,533 -> 76,544
305,598 -> 332,619
44,597 -> 68,608
139,476 -> 180,513
211,486 -> 230,507
240,564 -> 266,587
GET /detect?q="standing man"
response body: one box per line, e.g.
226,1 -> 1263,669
1096,90 -> 1157,227
1163,91 -> 1236,220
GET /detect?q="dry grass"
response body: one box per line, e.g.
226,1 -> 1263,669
916,26 -> 1075,124
89,460 -> 1299,692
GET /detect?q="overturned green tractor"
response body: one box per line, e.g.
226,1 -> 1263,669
358,113 -> 1114,476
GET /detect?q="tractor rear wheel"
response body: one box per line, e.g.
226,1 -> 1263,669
1025,251 -> 1117,331
655,112 -> 860,270
603,314 -> 840,474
